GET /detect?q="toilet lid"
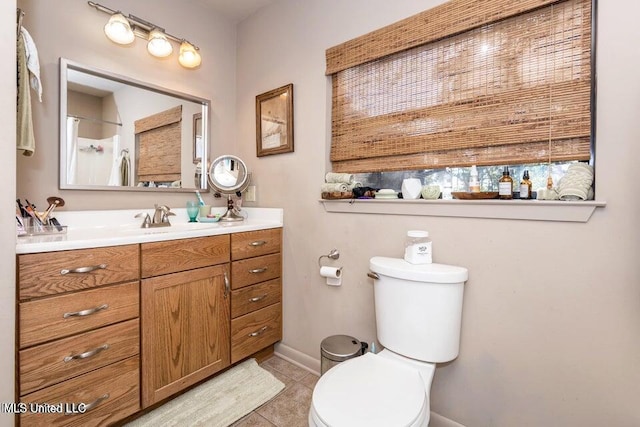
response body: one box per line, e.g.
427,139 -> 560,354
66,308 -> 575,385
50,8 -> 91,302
312,353 -> 427,427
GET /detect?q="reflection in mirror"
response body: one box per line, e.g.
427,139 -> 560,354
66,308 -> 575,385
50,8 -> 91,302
59,58 -> 210,192
193,113 -> 202,164
207,155 -> 250,222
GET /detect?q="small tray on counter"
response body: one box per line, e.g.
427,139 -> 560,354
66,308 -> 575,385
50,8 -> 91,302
18,225 -> 68,238
452,191 -> 499,200
198,216 -> 221,223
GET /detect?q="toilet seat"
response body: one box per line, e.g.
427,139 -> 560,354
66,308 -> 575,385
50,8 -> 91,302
310,353 -> 429,427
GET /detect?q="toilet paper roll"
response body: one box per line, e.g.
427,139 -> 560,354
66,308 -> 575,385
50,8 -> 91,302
320,266 -> 342,286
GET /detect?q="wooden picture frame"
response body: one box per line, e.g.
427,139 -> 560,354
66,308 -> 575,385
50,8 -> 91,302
256,84 -> 294,157
192,112 -> 203,164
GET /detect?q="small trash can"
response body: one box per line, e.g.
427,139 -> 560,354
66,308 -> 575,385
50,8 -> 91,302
320,335 -> 364,375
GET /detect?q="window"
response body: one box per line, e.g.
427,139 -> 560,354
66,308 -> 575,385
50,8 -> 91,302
354,162 -> 575,196
326,0 -> 594,181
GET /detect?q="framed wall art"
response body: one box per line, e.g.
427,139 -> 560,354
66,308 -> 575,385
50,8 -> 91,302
256,83 -> 294,157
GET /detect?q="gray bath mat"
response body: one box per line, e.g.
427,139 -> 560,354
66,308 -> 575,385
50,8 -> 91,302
126,358 -> 285,427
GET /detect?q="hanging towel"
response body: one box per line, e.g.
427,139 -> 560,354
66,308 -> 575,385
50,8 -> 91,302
20,27 -> 42,102
108,137 -> 122,186
120,151 -> 130,186
108,153 -> 124,186
17,34 -> 35,156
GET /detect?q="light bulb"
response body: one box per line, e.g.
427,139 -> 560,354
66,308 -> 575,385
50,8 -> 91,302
147,29 -> 173,58
104,13 -> 135,45
178,41 -> 202,68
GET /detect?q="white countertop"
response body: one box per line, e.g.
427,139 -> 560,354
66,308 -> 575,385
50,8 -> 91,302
16,207 -> 283,254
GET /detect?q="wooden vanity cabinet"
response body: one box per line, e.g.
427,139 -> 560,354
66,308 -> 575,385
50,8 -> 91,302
16,245 -> 141,427
15,227 -> 284,422
140,235 -> 231,408
230,229 -> 283,363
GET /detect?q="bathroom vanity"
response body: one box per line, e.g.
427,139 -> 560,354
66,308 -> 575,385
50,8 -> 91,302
15,208 -> 283,426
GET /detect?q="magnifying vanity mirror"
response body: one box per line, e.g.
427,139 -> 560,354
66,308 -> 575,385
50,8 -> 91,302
207,155 -> 250,222
59,58 -> 210,192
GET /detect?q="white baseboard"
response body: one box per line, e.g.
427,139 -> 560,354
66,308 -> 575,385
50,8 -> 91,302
274,342 -> 321,376
429,411 -> 466,427
274,343 -> 465,427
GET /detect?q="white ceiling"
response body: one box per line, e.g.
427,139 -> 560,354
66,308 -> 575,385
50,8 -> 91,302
193,0 -> 275,22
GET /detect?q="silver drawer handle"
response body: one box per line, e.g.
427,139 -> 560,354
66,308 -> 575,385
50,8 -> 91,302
80,393 -> 110,413
64,344 -> 109,362
249,294 -> 267,303
223,271 -> 230,299
248,326 -> 268,337
63,304 -> 108,319
249,240 -> 267,247
249,267 -> 267,274
60,264 -> 107,275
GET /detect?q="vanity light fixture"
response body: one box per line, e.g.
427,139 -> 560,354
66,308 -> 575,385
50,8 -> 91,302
147,28 -> 173,58
88,1 -> 202,69
103,12 -> 135,45
179,41 -> 202,68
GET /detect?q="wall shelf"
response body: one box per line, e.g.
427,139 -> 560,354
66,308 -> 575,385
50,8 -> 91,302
320,199 -> 606,222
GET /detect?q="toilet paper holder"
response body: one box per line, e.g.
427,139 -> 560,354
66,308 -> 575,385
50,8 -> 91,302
318,248 -> 340,267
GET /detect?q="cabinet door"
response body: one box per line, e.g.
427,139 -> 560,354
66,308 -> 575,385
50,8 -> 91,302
141,265 -> 230,408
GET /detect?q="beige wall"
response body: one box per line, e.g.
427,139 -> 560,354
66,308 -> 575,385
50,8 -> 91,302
236,1 -> 640,426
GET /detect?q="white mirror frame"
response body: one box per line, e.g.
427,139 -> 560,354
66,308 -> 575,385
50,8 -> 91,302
59,58 -> 210,192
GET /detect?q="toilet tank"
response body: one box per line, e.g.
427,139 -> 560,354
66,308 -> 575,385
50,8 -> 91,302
369,257 -> 468,363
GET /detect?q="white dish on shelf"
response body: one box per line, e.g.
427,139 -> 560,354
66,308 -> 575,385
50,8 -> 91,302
377,189 -> 396,195
375,190 -> 399,199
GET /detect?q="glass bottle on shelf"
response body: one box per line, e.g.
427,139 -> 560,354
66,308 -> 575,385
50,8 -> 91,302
498,166 -> 513,199
519,170 -> 532,199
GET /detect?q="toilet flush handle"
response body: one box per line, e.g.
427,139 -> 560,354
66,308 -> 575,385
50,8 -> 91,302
367,272 -> 379,280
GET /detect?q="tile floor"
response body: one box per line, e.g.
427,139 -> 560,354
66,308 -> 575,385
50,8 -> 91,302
231,355 -> 319,427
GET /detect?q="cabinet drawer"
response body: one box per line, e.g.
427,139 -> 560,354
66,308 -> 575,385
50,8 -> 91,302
20,319 -> 139,395
231,279 -> 281,318
231,303 -> 282,364
20,356 -> 140,427
17,245 -> 139,300
231,253 -> 281,290
20,281 -> 139,349
141,235 -> 230,278
231,228 -> 282,261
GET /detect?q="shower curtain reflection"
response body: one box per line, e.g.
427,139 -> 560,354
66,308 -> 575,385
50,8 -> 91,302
66,117 -> 79,184
75,135 -> 119,186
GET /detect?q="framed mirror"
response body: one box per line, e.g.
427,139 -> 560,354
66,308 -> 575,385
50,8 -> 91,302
256,83 -> 294,157
59,58 -> 210,192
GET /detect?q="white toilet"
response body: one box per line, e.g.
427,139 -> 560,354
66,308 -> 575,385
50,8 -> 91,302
309,256 -> 468,427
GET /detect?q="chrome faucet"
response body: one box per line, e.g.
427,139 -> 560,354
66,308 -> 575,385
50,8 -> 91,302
152,204 -> 175,226
135,204 -> 175,228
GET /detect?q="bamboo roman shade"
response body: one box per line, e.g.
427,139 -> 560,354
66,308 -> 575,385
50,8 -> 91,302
327,0 -> 593,173
135,105 -> 182,183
